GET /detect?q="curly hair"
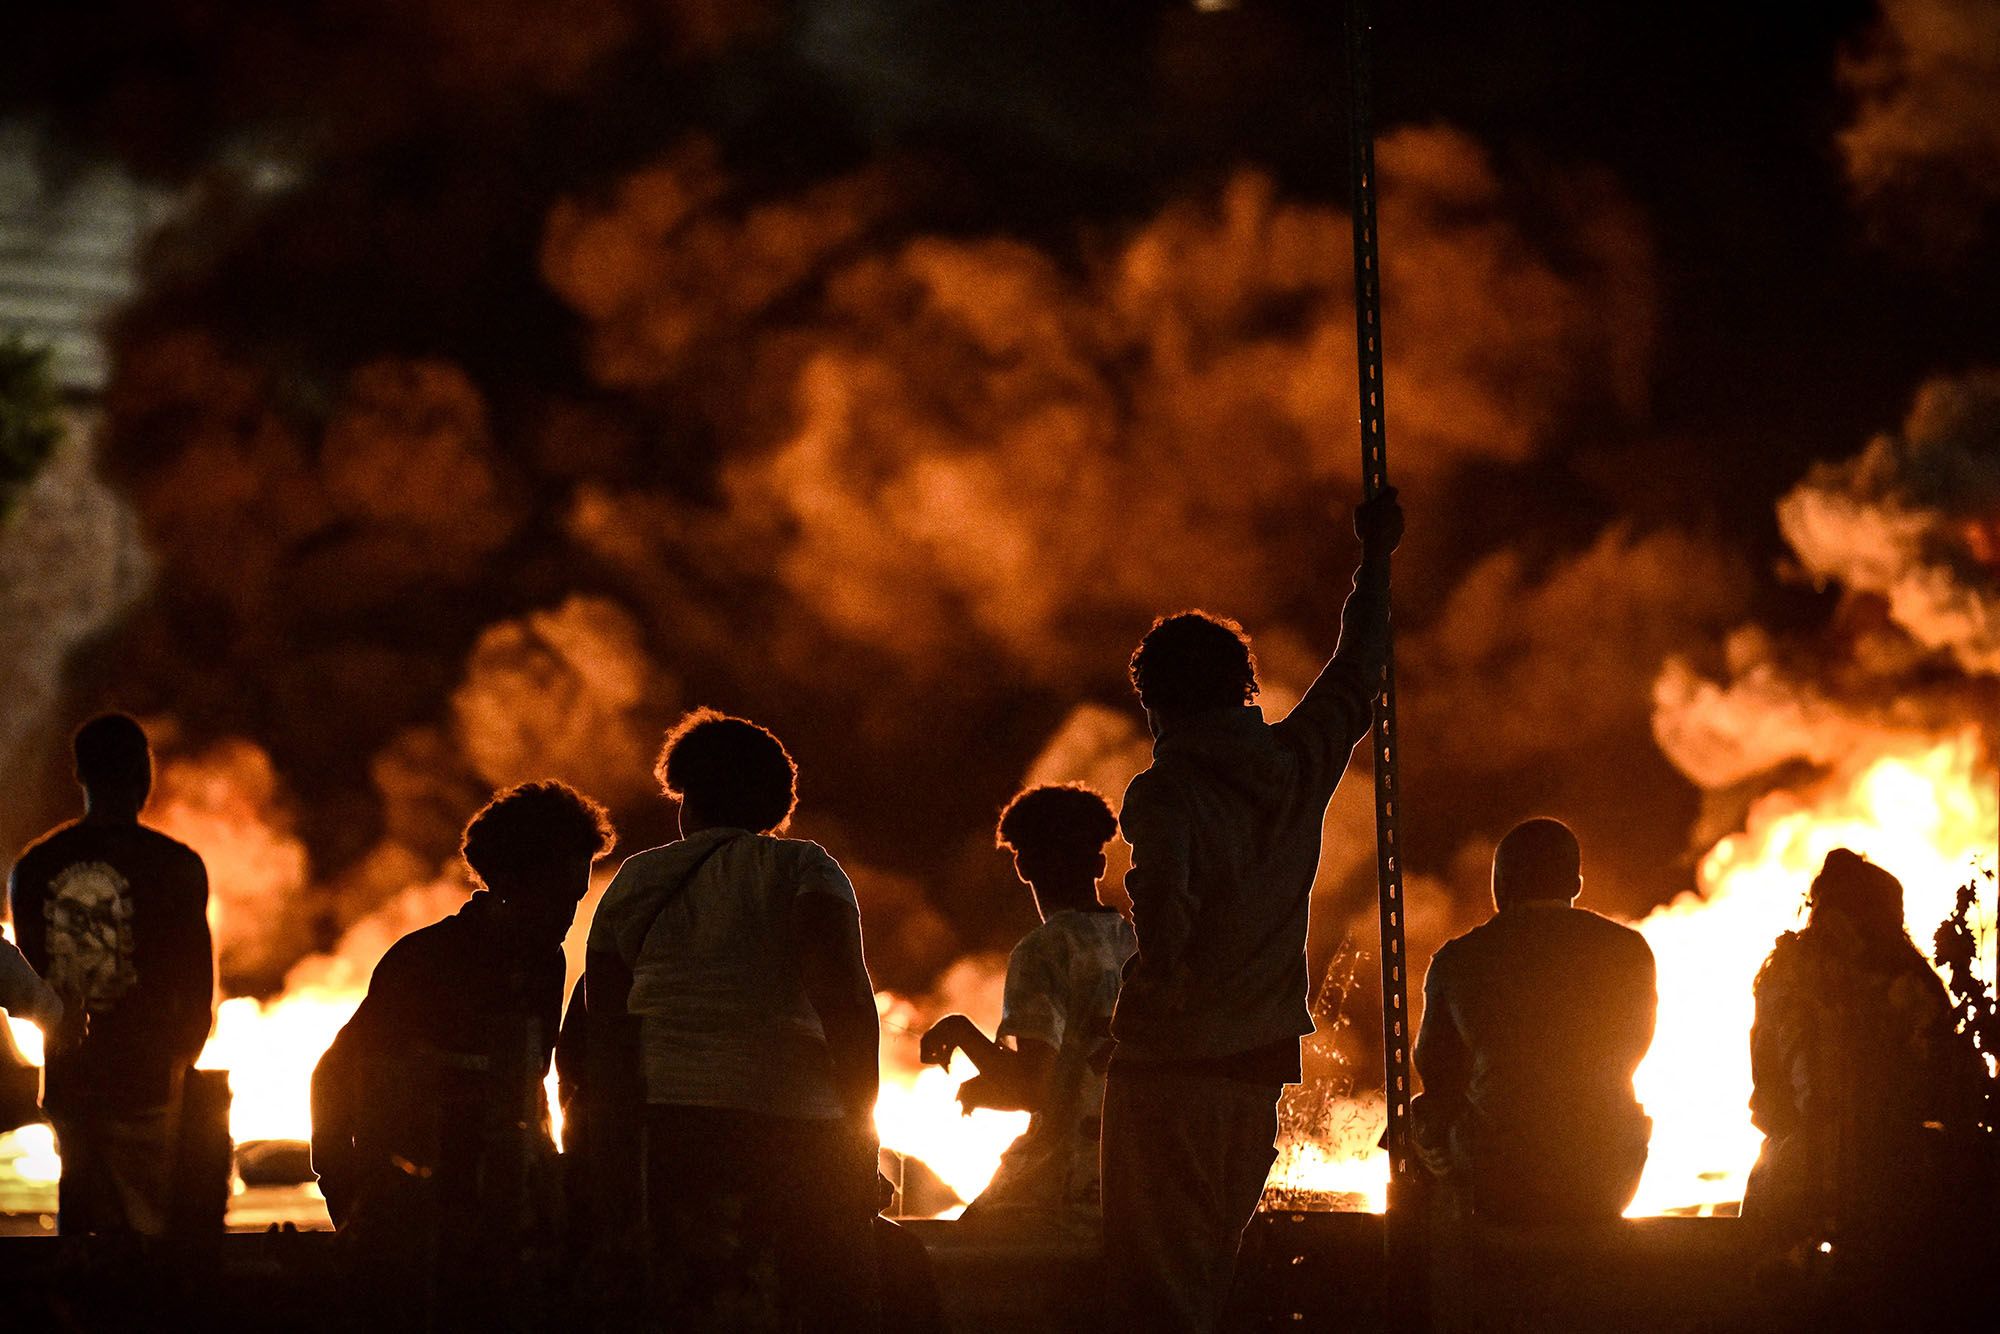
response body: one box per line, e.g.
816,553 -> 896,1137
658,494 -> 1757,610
461,780 -> 616,895
1129,611 -> 1259,719
654,708 -> 798,834
996,784 -> 1118,863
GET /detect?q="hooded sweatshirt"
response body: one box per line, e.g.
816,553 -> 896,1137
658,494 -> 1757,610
588,829 -> 864,1119
1111,558 -> 1389,1072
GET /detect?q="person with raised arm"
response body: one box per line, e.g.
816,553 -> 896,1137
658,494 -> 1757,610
1101,489 -> 1401,1332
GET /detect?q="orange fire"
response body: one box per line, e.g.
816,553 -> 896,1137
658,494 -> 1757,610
1628,730 -> 1997,1216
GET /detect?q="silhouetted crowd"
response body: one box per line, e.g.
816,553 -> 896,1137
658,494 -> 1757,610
3,489 -> 1993,1331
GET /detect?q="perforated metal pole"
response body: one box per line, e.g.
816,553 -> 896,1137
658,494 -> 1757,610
1346,0 -> 1420,1250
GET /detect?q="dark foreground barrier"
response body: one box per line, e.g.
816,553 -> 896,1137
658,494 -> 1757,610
908,1211 -> 1771,1333
0,1209 -> 1986,1331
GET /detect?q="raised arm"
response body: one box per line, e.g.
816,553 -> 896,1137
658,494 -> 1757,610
1278,489 -> 1403,790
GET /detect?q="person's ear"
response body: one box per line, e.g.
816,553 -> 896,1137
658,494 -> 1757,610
1093,852 -> 1108,882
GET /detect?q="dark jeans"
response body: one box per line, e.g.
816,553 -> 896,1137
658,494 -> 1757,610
50,1100 -> 179,1237
1101,1066 -> 1280,1334
643,1104 -> 879,1333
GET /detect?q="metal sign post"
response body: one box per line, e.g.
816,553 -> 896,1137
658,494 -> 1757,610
1345,0 -> 1424,1321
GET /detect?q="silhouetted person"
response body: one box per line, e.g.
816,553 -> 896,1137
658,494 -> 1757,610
585,709 -> 880,1332
1744,849 -> 1981,1263
311,781 -> 614,1321
920,783 -> 1134,1242
9,713 -> 213,1237
1102,490 -> 1400,1333
1411,818 -> 1657,1224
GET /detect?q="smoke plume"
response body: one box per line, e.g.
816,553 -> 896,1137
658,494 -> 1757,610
1655,369 -> 2000,821
1838,0 -> 2000,255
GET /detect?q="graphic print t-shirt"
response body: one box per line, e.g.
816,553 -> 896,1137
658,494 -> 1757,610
969,907 -> 1135,1226
9,820 -> 213,1109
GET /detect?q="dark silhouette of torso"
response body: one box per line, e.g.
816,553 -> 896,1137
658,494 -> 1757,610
311,893 -> 563,1238
1417,902 -> 1656,1223
10,817 -> 212,1110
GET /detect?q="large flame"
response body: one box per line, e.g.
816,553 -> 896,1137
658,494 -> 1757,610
1628,730 -> 1997,1215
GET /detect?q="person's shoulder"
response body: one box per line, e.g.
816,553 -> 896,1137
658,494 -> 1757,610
136,824 -> 206,871
12,822 -> 81,876
17,819 -> 89,859
606,842 -> 682,883
768,835 -> 844,872
1012,913 -> 1074,958
1119,765 -> 1182,819
375,913 -> 463,975
1573,906 -> 1652,954
770,837 -> 857,896
1429,922 -> 1482,970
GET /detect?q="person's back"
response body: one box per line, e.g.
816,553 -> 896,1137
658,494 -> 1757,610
921,784 -> 1135,1239
8,715 -> 212,1237
1745,850 -> 1981,1251
585,708 -> 880,1331
973,908 -> 1132,1222
1113,705 -> 1355,1064
1414,819 -> 1656,1225
311,898 -> 564,1231
312,781 -> 613,1328
602,829 -> 855,1118
1101,491 -> 1400,1334
13,820 -> 210,1106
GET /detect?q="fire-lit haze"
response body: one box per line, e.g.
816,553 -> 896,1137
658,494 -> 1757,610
0,1 -> 1996,1222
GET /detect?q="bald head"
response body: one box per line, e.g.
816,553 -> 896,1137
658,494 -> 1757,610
1492,818 -> 1581,910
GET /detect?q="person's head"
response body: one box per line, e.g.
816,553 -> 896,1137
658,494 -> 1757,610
1491,818 -> 1582,910
461,781 -> 616,944
1807,849 -> 1907,942
655,708 -> 798,835
1129,611 -> 1258,735
73,713 -> 152,816
995,784 -> 1118,917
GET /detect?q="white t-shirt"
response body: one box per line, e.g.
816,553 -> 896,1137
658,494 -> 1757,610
968,907 -> 1135,1225
589,829 -> 863,1120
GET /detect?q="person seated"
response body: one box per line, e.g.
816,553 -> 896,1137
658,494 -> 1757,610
585,708 -> 880,1331
1412,818 -> 1656,1225
920,783 -> 1135,1241
310,781 -> 615,1269
1744,849 -> 1982,1259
